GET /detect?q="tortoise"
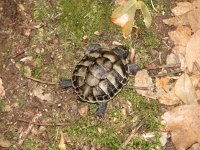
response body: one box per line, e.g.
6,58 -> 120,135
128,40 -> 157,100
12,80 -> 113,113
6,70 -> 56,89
60,44 -> 139,117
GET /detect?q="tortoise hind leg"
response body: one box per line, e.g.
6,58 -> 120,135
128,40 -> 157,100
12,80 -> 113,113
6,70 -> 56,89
96,102 -> 108,118
59,79 -> 72,89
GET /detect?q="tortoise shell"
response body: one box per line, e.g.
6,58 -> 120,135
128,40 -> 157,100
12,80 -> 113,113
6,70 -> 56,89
71,49 -> 129,103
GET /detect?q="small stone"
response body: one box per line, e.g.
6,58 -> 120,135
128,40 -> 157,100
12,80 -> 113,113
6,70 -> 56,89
98,127 -> 102,133
83,35 -> 89,40
20,56 -> 33,63
94,31 -> 101,36
23,28 -> 31,37
112,41 -> 122,46
78,105 -> 88,116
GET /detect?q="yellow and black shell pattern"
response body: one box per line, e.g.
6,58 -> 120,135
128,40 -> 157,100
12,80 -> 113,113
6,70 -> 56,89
72,50 -> 129,103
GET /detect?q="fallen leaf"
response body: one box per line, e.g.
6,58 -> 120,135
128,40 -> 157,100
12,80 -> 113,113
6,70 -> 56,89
137,0 -> 152,28
171,2 -> 192,16
31,86 -> 53,102
185,30 -> 200,73
168,26 -> 191,55
166,53 -> 180,65
189,143 -> 200,150
187,7 -> 200,32
58,131 -> 66,150
163,0 -> 200,32
0,78 -> 5,97
158,90 -> 180,105
163,13 -> 189,27
134,70 -> 155,99
174,73 -> 198,104
156,77 -> 171,91
111,0 -> 151,37
162,104 -> 200,150
191,74 -> 200,98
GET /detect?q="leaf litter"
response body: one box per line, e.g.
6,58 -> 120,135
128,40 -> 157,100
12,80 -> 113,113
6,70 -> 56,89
133,0 -> 200,149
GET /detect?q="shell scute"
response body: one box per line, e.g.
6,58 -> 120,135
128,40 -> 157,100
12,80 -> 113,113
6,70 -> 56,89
72,49 -> 128,103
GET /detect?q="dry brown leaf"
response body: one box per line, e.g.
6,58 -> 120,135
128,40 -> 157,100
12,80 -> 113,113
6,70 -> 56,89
31,86 -> 53,102
158,90 -> 180,105
191,74 -> 200,98
162,104 -> 200,150
166,53 -> 180,65
156,77 -> 171,91
168,26 -> 191,55
134,70 -> 155,99
189,143 -> 200,150
163,13 -> 189,27
163,0 -> 200,32
185,30 -> 200,73
175,73 -> 198,104
187,8 -> 200,32
172,2 -> 192,16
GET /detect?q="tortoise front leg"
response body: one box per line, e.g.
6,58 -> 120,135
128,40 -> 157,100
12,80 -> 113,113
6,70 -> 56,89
84,44 -> 102,55
127,64 -> 140,75
96,102 -> 108,118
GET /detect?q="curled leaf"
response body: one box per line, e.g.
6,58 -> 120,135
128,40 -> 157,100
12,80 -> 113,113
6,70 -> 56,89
111,0 -> 151,37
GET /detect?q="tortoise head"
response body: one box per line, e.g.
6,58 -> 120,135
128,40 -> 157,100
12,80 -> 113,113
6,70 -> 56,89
111,45 -> 129,59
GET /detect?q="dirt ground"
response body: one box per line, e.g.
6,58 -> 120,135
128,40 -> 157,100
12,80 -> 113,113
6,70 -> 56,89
0,0 -> 180,149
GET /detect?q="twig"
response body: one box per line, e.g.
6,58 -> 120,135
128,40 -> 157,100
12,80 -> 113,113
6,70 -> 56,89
126,86 -> 151,90
12,51 -> 25,61
15,113 -> 42,149
17,118 -> 69,126
147,63 -> 181,70
120,120 -> 145,149
150,0 -> 158,12
24,75 -> 57,85
151,70 -> 183,77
